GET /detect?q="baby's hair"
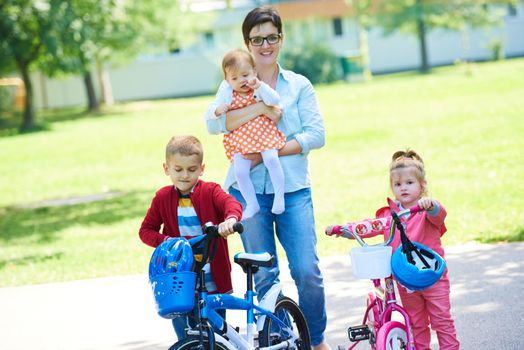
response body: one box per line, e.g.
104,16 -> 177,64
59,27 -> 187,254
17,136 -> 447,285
165,135 -> 203,163
390,149 -> 428,195
222,49 -> 255,77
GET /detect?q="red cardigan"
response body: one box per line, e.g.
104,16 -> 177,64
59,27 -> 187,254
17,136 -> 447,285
139,180 -> 243,293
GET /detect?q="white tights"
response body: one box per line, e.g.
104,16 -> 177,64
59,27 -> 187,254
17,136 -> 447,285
233,149 -> 285,219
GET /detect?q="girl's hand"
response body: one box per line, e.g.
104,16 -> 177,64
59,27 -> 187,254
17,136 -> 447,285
215,103 -> 230,116
418,197 -> 435,211
218,217 -> 237,238
325,225 -> 336,236
248,77 -> 261,90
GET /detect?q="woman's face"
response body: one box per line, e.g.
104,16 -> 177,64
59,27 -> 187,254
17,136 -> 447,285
247,22 -> 282,67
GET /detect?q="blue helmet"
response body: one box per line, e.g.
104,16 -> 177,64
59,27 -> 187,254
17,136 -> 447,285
149,237 -> 194,280
391,242 -> 446,291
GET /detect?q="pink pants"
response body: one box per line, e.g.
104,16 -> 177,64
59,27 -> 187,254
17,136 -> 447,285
397,274 -> 460,350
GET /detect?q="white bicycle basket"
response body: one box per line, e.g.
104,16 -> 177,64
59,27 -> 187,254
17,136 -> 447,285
350,245 -> 392,279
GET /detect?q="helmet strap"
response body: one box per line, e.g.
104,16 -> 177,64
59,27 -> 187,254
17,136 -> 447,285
391,210 -> 431,269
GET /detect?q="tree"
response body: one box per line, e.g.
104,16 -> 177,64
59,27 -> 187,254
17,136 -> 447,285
0,0 -> 78,130
375,0 -> 517,73
62,0 -> 207,110
346,0 -> 376,80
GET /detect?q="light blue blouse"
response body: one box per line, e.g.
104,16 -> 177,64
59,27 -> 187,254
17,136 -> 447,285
204,65 -> 325,194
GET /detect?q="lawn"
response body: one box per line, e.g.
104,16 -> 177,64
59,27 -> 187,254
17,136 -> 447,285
1,59 -> 523,286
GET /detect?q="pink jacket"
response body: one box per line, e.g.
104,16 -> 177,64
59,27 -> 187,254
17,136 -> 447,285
376,198 -> 447,258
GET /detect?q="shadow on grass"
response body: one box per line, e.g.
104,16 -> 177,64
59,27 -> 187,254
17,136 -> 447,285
0,252 -> 64,270
0,190 -> 150,244
0,105 -> 130,138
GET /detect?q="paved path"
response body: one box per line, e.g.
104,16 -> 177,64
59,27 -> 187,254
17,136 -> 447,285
1,242 -> 523,350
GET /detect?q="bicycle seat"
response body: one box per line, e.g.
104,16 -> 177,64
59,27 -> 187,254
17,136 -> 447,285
234,252 -> 274,273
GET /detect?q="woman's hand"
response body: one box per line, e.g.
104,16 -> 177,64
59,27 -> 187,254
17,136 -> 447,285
418,197 -> 435,211
243,153 -> 263,168
218,217 -> 238,238
264,105 -> 282,124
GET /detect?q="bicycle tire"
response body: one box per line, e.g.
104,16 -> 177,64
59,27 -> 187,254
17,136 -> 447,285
168,335 -> 230,350
375,321 -> 408,350
259,296 -> 311,350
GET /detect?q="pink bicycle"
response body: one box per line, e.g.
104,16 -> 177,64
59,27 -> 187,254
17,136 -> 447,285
326,205 -> 424,350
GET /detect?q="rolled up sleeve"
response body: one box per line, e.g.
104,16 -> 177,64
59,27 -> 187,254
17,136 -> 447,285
293,78 -> 325,154
205,80 -> 232,135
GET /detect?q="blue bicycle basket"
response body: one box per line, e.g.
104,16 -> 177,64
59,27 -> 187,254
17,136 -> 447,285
148,237 -> 197,318
391,241 -> 446,291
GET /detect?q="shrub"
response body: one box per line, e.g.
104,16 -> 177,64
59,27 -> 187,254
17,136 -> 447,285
281,43 -> 343,84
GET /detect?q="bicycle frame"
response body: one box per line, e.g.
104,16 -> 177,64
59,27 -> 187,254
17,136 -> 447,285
331,206 -> 422,350
190,269 -> 300,350
349,276 -> 415,350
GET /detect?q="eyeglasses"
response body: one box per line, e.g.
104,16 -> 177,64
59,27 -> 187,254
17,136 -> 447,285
248,33 -> 281,46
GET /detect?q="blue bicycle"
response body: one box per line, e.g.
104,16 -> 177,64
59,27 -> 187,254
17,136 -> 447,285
159,222 -> 310,350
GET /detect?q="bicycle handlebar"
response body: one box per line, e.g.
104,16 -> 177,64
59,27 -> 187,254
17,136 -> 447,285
327,205 -> 423,247
203,221 -> 244,237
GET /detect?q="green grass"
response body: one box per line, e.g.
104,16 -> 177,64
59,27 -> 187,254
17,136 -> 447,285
1,59 -> 523,286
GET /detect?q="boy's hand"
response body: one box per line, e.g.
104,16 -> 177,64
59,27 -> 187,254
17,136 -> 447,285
215,103 -> 230,116
418,197 -> 435,211
248,77 -> 261,90
218,217 -> 238,238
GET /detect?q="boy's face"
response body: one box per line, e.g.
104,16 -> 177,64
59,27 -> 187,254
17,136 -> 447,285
163,153 -> 204,195
225,61 -> 256,93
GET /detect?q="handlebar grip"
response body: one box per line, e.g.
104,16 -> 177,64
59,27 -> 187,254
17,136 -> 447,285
326,225 -> 343,236
203,221 -> 244,236
409,204 -> 424,214
233,222 -> 244,234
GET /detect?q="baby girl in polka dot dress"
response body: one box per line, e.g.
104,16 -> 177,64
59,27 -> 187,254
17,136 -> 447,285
214,49 -> 286,219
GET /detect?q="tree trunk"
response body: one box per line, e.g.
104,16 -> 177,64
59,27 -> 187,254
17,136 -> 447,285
96,60 -> 114,107
19,63 -> 35,131
356,15 -> 372,81
416,0 -> 429,73
83,71 -> 99,112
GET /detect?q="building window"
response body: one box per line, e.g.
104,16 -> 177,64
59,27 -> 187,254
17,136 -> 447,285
333,17 -> 343,37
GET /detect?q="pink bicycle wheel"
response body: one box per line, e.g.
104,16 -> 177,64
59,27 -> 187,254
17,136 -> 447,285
376,321 -> 408,350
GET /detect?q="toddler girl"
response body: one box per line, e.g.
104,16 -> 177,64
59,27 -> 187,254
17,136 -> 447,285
214,49 -> 285,219
327,149 -> 460,350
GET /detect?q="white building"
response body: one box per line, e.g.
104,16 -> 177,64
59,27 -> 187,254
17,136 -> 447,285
32,0 -> 524,109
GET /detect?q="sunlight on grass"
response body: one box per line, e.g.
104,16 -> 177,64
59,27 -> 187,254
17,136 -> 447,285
1,58 -> 523,286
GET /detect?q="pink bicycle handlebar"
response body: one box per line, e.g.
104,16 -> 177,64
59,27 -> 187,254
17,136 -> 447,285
326,204 -> 423,237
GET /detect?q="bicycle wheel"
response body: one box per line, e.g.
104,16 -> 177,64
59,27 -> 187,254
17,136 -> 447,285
168,335 -> 230,350
375,321 -> 408,350
259,296 -> 311,350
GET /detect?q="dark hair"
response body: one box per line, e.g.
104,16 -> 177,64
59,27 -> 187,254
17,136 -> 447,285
242,6 -> 282,46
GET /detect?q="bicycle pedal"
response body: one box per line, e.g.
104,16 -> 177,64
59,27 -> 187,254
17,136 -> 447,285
347,325 -> 371,342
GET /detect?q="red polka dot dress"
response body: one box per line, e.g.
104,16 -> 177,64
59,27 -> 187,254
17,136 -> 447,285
223,90 -> 286,161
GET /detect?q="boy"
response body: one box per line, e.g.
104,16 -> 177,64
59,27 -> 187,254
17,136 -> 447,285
139,135 -> 242,340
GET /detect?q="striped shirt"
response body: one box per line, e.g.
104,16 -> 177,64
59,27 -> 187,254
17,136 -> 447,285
178,194 -> 217,293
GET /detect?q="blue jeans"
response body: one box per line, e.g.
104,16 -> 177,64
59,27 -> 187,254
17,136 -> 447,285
230,187 -> 327,345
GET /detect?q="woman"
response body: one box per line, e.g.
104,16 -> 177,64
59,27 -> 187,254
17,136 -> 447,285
205,7 -> 329,350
